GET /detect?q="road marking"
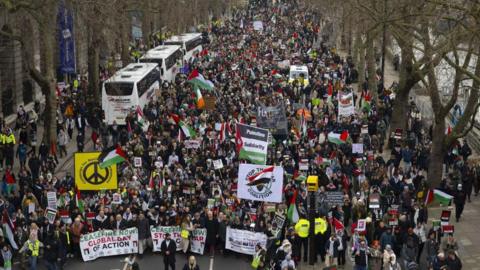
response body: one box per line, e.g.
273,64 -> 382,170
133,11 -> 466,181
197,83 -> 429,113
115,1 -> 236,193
209,256 -> 214,270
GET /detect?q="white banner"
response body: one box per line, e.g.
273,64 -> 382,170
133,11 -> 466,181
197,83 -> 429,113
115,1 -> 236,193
151,226 -> 206,254
225,227 -> 267,255
80,228 -> 138,262
184,140 -> 202,149
190,228 -> 207,254
253,21 -> 264,31
338,92 -> 355,117
151,226 -> 182,252
237,164 -> 283,203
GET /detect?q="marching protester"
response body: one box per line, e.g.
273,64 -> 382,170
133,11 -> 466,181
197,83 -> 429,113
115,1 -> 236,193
161,233 -> 177,270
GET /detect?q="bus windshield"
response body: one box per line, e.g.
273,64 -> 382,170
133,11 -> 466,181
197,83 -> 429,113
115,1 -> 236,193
105,82 -> 134,96
164,41 -> 182,46
140,58 -> 162,67
186,37 -> 202,52
165,50 -> 183,69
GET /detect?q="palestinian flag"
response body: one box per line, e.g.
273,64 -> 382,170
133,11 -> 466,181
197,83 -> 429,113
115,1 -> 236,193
247,166 -> 274,186
2,210 -> 17,249
333,217 -> 344,232
194,86 -> 205,109
187,69 -> 214,91
326,82 -> 334,105
76,187 -> 84,213
362,92 -> 372,112
425,189 -> 454,205
315,156 -> 331,166
136,106 -> 145,126
327,131 -> 349,145
179,121 -> 196,138
99,145 -> 127,169
287,189 -> 299,223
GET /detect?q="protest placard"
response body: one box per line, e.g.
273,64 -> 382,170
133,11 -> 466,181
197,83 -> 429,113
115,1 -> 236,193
225,227 -> 267,255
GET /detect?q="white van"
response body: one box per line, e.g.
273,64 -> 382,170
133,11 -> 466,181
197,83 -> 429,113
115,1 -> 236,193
288,65 -> 309,87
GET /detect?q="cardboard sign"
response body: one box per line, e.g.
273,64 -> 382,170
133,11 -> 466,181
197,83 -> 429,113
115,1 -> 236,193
299,159 -> 309,171
324,191 -> 344,206
47,191 -> 57,209
45,208 -> 57,224
441,210 -> 451,225
352,143 -> 364,154
357,219 -> 366,231
184,140 -> 202,149
112,193 -> 122,204
134,157 -> 142,167
369,193 -> 380,209
442,225 -> 454,234
213,159 -> 224,170
204,96 -> 216,110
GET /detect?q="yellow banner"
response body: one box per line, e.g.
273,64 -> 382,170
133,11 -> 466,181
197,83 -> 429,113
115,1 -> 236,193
74,152 -> 117,190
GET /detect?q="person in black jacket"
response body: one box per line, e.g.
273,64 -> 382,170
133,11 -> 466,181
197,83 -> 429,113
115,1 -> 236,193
352,239 -> 369,270
454,184 -> 467,222
446,250 -> 462,270
204,211 -> 219,257
44,231 -> 59,270
93,210 -> 110,230
161,233 -> 177,270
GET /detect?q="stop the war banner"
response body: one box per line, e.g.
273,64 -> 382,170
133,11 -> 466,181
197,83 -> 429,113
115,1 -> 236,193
151,226 -> 206,254
225,227 -> 267,255
80,228 -> 138,262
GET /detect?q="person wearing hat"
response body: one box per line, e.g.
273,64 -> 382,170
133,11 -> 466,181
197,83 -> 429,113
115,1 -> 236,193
454,183 -> 466,222
161,232 -> 177,270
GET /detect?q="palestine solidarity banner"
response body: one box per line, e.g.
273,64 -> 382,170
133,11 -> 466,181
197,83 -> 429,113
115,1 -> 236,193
236,123 -> 269,165
225,227 -> 267,255
237,164 -> 283,203
151,226 -> 206,254
338,92 -> 355,117
80,228 -> 138,262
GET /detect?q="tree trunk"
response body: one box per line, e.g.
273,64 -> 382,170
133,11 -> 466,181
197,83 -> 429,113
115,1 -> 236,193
88,41 -> 100,103
120,20 -> 130,65
40,25 -> 58,147
389,44 -> 416,133
366,32 -> 377,100
357,37 -> 366,92
352,29 -> 361,70
428,120 -> 446,188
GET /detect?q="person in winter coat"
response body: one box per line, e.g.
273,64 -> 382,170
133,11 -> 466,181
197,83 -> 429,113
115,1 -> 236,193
324,232 -> 340,267
432,252 -> 448,270
252,243 -> 266,270
182,255 -> 200,270
205,211 -> 219,257
0,244 -> 12,270
446,250 -> 462,270
137,213 -> 150,257
352,239 -> 369,270
43,231 -> 59,270
382,245 -> 398,270
425,231 -> 439,267
380,227 -> 395,251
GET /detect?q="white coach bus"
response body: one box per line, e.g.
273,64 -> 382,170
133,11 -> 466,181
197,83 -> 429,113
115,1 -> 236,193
102,63 -> 160,125
139,45 -> 183,83
164,33 -> 203,62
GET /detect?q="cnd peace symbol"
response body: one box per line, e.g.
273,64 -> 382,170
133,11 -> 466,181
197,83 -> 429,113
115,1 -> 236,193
81,160 -> 111,185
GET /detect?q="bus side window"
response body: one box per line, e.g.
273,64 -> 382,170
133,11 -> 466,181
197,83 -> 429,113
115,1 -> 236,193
161,68 -> 164,76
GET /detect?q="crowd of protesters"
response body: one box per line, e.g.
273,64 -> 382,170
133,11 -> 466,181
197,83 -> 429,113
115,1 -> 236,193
0,0 -> 477,270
